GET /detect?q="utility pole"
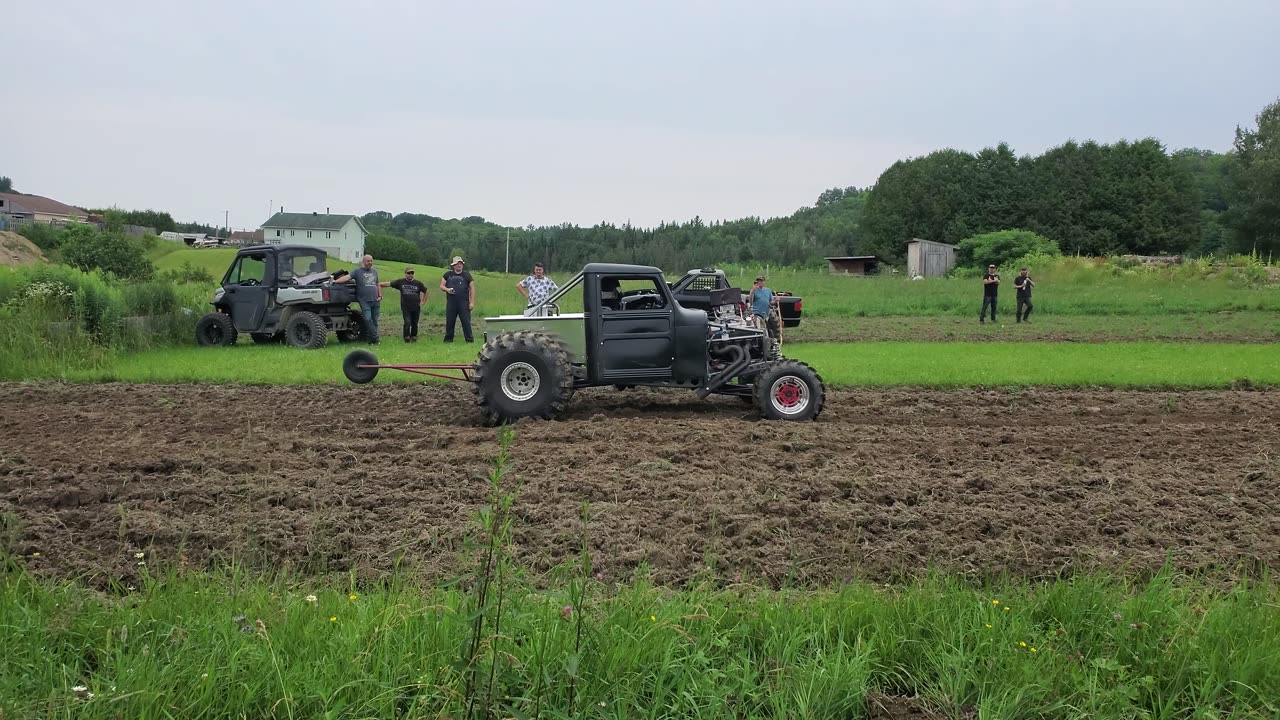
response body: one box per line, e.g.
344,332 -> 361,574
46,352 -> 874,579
505,228 -> 510,274
224,210 -> 229,240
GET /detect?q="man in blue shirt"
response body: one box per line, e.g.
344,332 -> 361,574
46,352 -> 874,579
749,275 -> 775,332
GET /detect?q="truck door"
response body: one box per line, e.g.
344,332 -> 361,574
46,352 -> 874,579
221,252 -> 272,330
589,275 -> 675,382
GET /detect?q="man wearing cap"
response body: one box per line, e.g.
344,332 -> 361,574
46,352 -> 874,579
380,266 -> 429,342
749,275 -> 776,333
517,262 -> 559,316
980,263 -> 1000,324
349,254 -> 382,344
439,256 -> 475,342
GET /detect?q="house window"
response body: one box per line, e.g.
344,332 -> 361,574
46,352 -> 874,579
326,232 -> 331,239
290,230 -> 295,236
307,230 -> 312,238
275,229 -> 280,237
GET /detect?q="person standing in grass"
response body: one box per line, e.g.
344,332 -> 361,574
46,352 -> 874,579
1015,266 -> 1035,323
440,256 -> 475,343
749,275 -> 775,332
380,266 -> 428,342
517,262 -> 559,316
979,263 -> 1000,324
349,254 -> 381,344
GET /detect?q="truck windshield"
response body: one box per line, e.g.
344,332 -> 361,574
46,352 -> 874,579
278,251 -> 328,285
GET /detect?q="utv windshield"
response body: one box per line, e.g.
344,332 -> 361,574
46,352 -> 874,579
277,250 -> 329,285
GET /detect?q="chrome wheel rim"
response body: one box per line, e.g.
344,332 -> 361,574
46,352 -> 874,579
500,362 -> 540,401
770,376 -> 809,415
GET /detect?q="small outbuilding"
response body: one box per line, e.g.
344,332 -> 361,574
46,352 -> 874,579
906,239 -> 957,278
825,255 -> 881,275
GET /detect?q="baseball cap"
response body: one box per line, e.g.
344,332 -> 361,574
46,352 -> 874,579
451,256 -> 465,265
755,275 -> 766,282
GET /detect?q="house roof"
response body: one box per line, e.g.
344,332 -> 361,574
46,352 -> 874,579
261,212 -> 367,234
825,256 -> 880,261
0,192 -> 89,218
230,229 -> 264,241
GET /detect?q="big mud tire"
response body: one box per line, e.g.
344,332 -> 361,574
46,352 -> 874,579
473,331 -> 574,425
337,311 -> 367,343
196,312 -> 237,347
285,311 -> 328,350
343,349 -> 379,384
753,360 -> 825,421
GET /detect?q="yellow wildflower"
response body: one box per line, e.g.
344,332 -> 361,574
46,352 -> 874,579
134,552 -> 145,559
31,552 -> 40,558
1004,607 -> 1010,612
650,615 -> 656,622
349,593 -> 358,601
1030,647 -> 1038,653
984,624 -> 992,629
1019,641 -> 1027,648
991,600 -> 1000,606
329,617 -> 337,623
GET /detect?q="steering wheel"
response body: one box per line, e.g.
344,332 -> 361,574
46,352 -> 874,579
240,278 -> 260,286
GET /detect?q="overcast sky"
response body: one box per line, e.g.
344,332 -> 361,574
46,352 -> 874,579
5,0 -> 1278,230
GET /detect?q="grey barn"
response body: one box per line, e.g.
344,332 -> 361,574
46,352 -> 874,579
907,239 -> 957,278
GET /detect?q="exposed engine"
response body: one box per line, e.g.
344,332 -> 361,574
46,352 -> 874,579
705,287 -> 776,372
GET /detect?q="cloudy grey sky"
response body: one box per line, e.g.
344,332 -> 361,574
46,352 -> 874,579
6,0 -> 1278,230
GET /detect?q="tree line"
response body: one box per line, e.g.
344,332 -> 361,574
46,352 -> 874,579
7,98 -> 1275,274
360,97 -> 1277,272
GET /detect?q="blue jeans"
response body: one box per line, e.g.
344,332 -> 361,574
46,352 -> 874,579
359,300 -> 381,342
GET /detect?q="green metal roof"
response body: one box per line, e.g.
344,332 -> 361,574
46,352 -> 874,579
261,212 -> 366,233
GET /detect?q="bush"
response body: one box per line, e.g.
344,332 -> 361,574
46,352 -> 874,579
158,260 -> 214,285
956,229 -> 1061,270
59,225 -> 155,280
17,223 -> 63,251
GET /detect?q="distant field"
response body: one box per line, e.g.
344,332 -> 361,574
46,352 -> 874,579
786,311 -> 1280,344
149,248 -> 1280,321
54,340 -> 1280,388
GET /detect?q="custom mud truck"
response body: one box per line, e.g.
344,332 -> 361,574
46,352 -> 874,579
195,244 -> 367,349
342,263 -> 825,424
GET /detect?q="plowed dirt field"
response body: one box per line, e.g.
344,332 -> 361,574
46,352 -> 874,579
3,383 -> 1278,587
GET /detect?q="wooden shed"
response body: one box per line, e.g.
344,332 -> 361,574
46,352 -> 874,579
824,256 -> 881,275
906,239 -> 956,278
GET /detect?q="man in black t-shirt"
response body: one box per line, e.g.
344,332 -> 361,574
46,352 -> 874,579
980,263 -> 1000,324
381,267 -> 429,342
439,256 -> 475,342
1014,266 -> 1035,322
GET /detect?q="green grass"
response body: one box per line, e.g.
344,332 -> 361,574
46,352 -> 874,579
3,564 -> 1277,719
148,250 -> 1280,321
48,340 -> 1280,388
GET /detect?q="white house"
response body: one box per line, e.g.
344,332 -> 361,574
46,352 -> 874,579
260,210 -> 367,263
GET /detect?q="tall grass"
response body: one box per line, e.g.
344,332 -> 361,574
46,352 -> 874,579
3,429 -> 1278,718
0,265 -> 207,380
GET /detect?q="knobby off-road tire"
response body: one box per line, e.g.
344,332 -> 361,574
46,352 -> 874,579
337,311 -> 367,343
285,311 -> 329,350
473,330 -> 575,425
753,359 -> 826,421
195,312 -> 237,347
251,332 -> 281,344
342,349 -> 379,384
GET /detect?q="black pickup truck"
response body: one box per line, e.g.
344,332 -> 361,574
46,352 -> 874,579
667,268 -> 802,328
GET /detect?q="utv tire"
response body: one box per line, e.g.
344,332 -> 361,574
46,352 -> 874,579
196,312 -> 237,347
473,330 -> 574,425
753,360 -> 825,421
337,311 -> 367,343
285,311 -> 328,350
251,332 -> 281,345
343,349 -> 379,384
